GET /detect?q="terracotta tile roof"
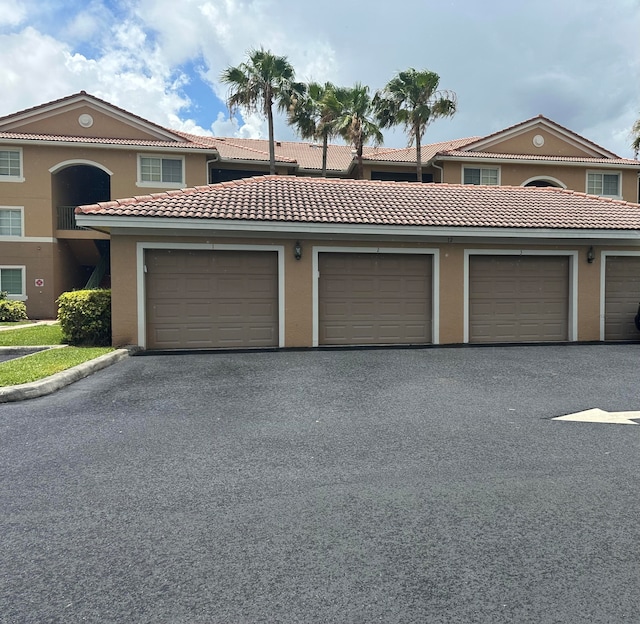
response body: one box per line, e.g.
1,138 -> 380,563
437,149 -> 640,167
0,130 -> 215,150
196,136 -> 378,171
77,175 -> 640,231
362,138 -> 480,163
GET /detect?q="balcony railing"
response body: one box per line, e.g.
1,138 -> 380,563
57,206 -> 89,231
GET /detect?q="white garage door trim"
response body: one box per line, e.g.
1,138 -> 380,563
312,246 -> 440,347
136,242 -> 285,349
599,250 -> 640,341
463,249 -> 578,344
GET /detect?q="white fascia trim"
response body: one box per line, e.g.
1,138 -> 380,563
311,245 -> 440,347
1,138 -> 213,154
437,155 -> 639,169
75,215 -> 640,241
463,249 -> 579,344
599,250 -> 640,340
135,241 -> 285,349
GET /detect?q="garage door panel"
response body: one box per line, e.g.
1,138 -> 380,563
605,256 -> 640,340
469,256 -> 569,343
319,253 -> 432,345
146,250 -> 278,349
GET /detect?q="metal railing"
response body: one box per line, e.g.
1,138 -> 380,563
57,206 -> 89,230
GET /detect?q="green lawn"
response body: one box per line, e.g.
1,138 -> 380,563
0,347 -> 113,386
0,324 -> 63,346
0,323 -> 114,386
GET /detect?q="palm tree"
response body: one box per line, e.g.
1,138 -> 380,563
632,116 -> 640,159
221,48 -> 304,175
287,81 -> 339,177
374,68 -> 457,182
327,83 -> 384,180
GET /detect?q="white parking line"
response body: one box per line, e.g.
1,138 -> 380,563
553,408 -> 640,425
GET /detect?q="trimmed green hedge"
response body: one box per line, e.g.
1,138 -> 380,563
57,289 -> 112,346
0,291 -> 28,322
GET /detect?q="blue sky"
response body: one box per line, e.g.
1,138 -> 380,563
1,0 -> 639,157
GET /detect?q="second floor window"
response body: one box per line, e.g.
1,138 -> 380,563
0,150 -> 22,180
0,208 -> 22,236
139,156 -> 184,185
463,167 -> 499,185
587,172 -> 620,197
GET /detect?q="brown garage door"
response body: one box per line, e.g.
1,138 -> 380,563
469,255 -> 569,343
318,252 -> 432,345
146,249 -> 278,349
605,256 -> 640,340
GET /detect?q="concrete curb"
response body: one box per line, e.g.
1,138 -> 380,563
0,349 -> 130,403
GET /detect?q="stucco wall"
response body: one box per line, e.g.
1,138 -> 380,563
108,233 -> 618,349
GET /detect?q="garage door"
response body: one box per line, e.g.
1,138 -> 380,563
604,256 -> 640,340
469,255 -> 569,343
146,249 -> 278,349
318,253 -> 432,345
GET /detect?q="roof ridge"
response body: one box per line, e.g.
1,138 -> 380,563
209,138 -> 298,163
459,115 -> 622,159
0,91 -> 187,142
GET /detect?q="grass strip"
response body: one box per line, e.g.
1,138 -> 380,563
0,347 -> 113,386
0,324 -> 63,346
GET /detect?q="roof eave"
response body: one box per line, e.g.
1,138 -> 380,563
434,154 -> 640,169
0,136 -> 217,153
74,214 -> 640,241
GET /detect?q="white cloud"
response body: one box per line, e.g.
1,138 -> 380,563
0,0 -> 638,157
0,0 -> 26,27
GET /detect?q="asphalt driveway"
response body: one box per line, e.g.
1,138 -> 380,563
1,345 -> 640,623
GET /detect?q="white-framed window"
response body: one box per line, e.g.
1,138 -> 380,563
587,171 -> 621,197
137,155 -> 184,187
0,207 -> 23,236
0,148 -> 23,182
463,166 -> 499,185
0,266 -> 25,298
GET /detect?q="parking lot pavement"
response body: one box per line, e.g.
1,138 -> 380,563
1,345 -> 640,623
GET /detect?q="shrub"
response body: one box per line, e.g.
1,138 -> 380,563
56,289 -> 111,346
0,291 -> 28,322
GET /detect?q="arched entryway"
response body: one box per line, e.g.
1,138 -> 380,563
50,161 -> 112,291
522,176 -> 566,189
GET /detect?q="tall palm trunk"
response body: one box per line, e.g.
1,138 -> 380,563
321,131 -> 328,177
266,90 -> 276,175
415,125 -> 423,182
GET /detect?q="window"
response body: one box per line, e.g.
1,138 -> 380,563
587,172 -> 620,197
0,267 -> 24,297
138,156 -> 184,186
0,208 -> 22,236
0,149 -> 22,181
463,167 -> 499,185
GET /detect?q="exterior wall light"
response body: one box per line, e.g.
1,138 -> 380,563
587,246 -> 595,264
294,241 -> 302,260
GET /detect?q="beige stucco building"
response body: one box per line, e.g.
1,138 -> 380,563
2,92 -> 640,348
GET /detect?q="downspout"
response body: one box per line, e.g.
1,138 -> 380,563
431,159 -> 444,184
206,154 -> 220,184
